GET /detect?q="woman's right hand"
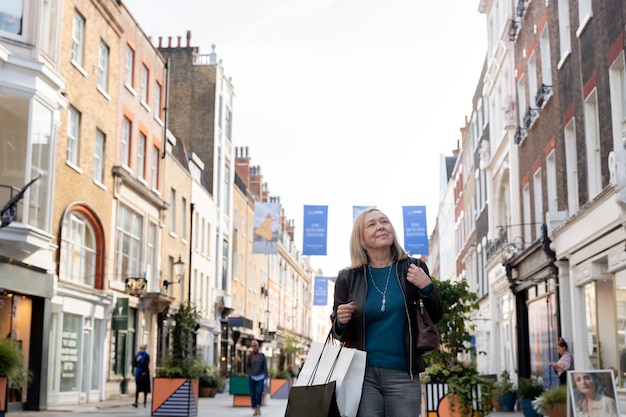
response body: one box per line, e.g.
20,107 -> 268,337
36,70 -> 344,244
336,301 -> 355,325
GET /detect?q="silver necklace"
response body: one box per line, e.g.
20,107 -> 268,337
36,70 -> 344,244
368,264 -> 392,312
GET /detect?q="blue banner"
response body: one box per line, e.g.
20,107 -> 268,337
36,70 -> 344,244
402,205 -> 429,256
302,205 -> 328,255
353,205 -> 375,222
252,202 -> 280,254
313,276 -> 328,306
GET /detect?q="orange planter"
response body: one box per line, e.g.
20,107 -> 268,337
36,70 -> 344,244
151,377 -> 199,417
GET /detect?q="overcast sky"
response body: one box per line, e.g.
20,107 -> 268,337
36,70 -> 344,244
124,0 -> 487,277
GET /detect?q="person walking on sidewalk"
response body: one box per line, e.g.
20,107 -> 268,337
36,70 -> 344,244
132,344 -> 151,407
246,340 -> 268,416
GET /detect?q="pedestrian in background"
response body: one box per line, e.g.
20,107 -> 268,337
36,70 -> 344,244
549,337 -> 574,385
132,344 -> 150,407
332,208 -> 443,417
246,340 -> 268,416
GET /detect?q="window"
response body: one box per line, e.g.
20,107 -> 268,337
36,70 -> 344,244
557,0 -> 571,65
218,95 -> 223,128
609,53 -> 626,151
146,222 -> 157,283
137,132 -> 146,179
533,168 -> 542,238
584,90 -> 602,200
71,11 -> 85,67
169,189 -> 176,234
154,82 -> 162,120
97,41 -> 109,92
140,65 -> 149,104
181,197 -> 187,240
539,26 -> 552,86
225,108 -> 233,140
94,129 -> 105,183
0,0 -> 24,35
578,0 -> 592,31
151,146 -> 159,189
115,204 -> 143,280
522,183 -> 531,243
67,106 -> 80,165
122,117 -> 131,167
60,211 -> 96,286
528,53 -> 538,108
564,119 -> 579,214
546,151 -> 557,213
41,0 -> 60,59
125,46 -> 135,88
29,100 -> 54,231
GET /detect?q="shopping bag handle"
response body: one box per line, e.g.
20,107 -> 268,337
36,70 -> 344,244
306,329 -> 344,386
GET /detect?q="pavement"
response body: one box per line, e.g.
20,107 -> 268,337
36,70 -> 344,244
5,392 -> 528,417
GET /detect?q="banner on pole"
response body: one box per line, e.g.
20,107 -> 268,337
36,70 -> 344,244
313,276 -> 329,306
353,205 -> 375,223
253,202 -> 280,254
303,205 -> 328,255
402,205 -> 428,256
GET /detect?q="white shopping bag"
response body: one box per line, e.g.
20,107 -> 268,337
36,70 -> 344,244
294,341 -> 366,417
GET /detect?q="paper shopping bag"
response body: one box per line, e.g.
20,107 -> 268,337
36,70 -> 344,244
294,342 -> 366,417
284,380 -> 341,417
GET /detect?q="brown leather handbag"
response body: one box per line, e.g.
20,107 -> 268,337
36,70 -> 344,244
416,297 -> 440,354
408,257 -> 440,354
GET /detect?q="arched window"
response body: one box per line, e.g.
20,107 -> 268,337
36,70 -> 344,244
59,205 -> 104,288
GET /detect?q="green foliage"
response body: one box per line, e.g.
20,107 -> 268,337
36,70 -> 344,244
494,370 -> 516,396
541,385 -> 567,406
0,339 -> 30,386
517,377 -> 544,399
156,303 -> 206,378
424,279 -> 480,368
421,278 -> 493,417
270,368 -> 290,379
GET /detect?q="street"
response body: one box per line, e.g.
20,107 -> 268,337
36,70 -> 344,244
8,393 -> 288,417
6,392 -> 525,417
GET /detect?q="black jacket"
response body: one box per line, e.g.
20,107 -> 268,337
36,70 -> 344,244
332,257 -> 443,378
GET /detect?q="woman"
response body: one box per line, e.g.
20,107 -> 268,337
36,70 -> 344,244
332,208 -> 443,417
549,337 -> 573,385
572,372 -> 618,417
133,344 -> 150,407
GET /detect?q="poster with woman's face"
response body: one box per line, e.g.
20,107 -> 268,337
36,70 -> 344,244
568,370 -> 620,417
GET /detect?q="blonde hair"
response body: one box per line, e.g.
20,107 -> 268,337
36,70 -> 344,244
349,208 -> 408,269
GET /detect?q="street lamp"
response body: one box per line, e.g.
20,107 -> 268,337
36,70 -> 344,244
163,255 -> 185,291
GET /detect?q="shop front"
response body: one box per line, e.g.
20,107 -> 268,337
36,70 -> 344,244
0,261 -> 54,412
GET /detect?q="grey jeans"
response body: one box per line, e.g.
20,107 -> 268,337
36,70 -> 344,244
357,366 -> 421,417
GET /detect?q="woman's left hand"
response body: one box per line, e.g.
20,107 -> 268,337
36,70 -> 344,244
406,263 -> 431,289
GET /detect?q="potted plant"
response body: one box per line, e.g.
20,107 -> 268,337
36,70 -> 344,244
517,377 -> 544,417
420,279 -> 495,417
153,303 -> 204,416
494,370 -> 516,411
0,338 -> 30,414
539,385 -> 567,417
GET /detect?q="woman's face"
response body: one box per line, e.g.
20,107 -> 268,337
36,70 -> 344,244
556,345 -> 565,355
362,211 -> 394,251
573,373 -> 596,395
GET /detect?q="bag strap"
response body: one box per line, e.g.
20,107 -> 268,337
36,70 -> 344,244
306,329 -> 344,387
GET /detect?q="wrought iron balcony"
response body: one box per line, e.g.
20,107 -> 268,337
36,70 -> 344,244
522,107 -> 539,129
535,84 -> 553,108
514,126 -> 528,144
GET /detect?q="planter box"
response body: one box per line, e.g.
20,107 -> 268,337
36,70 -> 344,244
497,391 -> 517,411
422,383 -> 484,417
151,377 -> 199,417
